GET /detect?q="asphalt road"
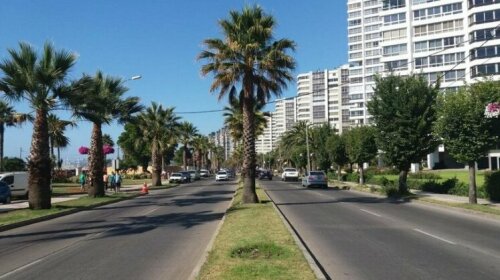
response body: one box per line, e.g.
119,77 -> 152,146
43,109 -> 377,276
261,179 -> 500,280
0,178 -> 236,280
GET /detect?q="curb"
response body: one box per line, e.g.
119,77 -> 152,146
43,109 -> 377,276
188,186 -> 238,280
264,189 -> 330,280
0,193 -> 142,233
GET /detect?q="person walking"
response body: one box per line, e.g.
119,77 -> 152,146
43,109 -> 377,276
115,172 -> 122,192
79,171 -> 86,191
103,173 -> 109,191
110,172 -> 116,192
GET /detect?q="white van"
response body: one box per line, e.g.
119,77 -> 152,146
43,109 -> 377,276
0,172 -> 28,198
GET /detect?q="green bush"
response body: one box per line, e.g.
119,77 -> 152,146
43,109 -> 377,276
382,184 -> 399,197
51,170 -> 73,183
364,167 -> 399,176
408,172 -> 442,180
420,179 -> 455,193
484,171 -> 500,201
344,172 -> 359,183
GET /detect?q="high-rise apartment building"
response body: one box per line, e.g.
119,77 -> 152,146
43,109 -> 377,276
255,115 -> 274,154
295,66 -> 350,132
272,98 -> 297,147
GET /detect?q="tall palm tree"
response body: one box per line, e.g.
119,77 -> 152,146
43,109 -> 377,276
178,121 -> 199,170
0,42 -> 76,209
199,5 -> 296,203
0,100 -> 30,171
223,88 -> 270,142
68,71 -> 143,197
192,135 -> 210,170
48,113 -> 75,170
102,134 -> 115,147
136,102 -> 179,186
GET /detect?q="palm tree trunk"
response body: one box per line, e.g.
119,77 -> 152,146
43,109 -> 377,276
28,108 -> 52,209
0,123 -> 4,172
241,82 -> 258,203
88,122 -> 105,197
151,141 -> 162,186
468,161 -> 477,204
57,147 -> 62,169
183,146 -> 187,170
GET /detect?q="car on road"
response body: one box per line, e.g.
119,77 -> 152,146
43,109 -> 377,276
281,168 -> 299,181
169,173 -> 185,184
302,171 -> 328,188
188,170 -> 201,181
0,172 -> 28,198
215,171 -> 228,181
258,169 -> 273,180
180,171 -> 192,183
199,169 -> 210,177
0,181 -> 11,204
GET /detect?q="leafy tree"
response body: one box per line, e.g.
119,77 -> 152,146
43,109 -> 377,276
0,42 -> 76,209
344,126 -> 377,184
310,124 -> 335,172
67,71 -> 143,197
434,81 -> 500,204
0,100 -> 30,171
136,103 -> 179,186
3,157 -> 26,171
326,133 -> 349,181
368,74 -> 439,193
199,5 -> 296,203
178,121 -> 198,171
192,135 -> 211,170
118,123 -> 150,172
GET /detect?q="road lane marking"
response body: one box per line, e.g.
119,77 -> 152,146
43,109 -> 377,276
413,228 -> 456,245
359,208 -> 382,217
142,207 -> 159,216
0,258 -> 45,279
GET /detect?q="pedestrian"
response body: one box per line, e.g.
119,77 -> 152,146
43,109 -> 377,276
110,172 -> 116,192
103,173 -> 109,191
115,171 -> 122,192
79,171 -> 86,191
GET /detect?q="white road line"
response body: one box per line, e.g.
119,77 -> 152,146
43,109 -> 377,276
142,207 -> 159,216
413,228 -> 456,245
0,258 -> 45,279
359,208 -> 382,217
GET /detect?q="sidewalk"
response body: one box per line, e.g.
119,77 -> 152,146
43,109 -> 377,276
331,180 -> 500,208
0,183 -> 158,213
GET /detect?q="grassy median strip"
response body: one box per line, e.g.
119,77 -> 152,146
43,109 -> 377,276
197,186 -> 316,280
0,193 -> 136,227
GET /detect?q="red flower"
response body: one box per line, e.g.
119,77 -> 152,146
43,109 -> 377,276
78,146 -> 89,155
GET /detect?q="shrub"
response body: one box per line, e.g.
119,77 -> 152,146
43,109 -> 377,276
51,170 -> 73,183
484,171 -> 500,201
345,172 -> 359,183
420,179 -> 454,193
381,184 -> 399,197
408,172 -> 442,180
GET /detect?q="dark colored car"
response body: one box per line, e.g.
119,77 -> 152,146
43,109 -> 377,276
258,170 -> 273,180
180,171 -> 192,183
0,181 -> 12,204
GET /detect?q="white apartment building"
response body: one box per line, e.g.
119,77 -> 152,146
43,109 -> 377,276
208,127 -> 234,161
348,0 -> 500,169
295,66 -> 351,132
255,115 -> 274,154
272,98 -> 297,147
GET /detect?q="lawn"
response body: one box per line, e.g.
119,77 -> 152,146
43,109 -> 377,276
197,186 -> 316,280
373,169 -> 486,187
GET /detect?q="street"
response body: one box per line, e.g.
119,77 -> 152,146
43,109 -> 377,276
0,179 -> 236,280
261,179 -> 500,280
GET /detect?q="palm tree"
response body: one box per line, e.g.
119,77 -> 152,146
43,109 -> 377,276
192,135 -> 210,170
136,102 -> 179,186
68,71 -> 143,197
178,121 -> 199,170
48,114 -> 75,170
199,5 -> 296,203
0,42 -> 76,209
0,100 -> 30,171
102,134 -> 115,147
223,88 -> 270,142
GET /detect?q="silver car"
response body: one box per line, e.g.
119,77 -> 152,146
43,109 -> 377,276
302,171 -> 328,188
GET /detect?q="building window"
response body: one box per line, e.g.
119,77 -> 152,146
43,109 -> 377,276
382,0 -> 405,10
383,43 -> 407,56
383,12 -> 406,25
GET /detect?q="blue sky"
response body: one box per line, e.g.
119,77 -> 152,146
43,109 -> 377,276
0,0 -> 347,162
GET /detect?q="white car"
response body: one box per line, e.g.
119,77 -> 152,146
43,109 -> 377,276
215,171 -> 228,181
281,168 -> 299,181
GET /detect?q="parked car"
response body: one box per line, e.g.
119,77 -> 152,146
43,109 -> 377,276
281,168 -> 299,181
302,171 -> 328,188
258,169 -> 273,180
199,169 -> 210,177
188,170 -> 201,181
169,173 -> 185,184
215,171 -> 228,181
0,172 -> 28,198
180,171 -> 192,183
0,181 -> 11,204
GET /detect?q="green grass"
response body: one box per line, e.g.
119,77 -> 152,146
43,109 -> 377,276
197,186 -> 316,280
373,170 -> 486,187
0,193 -> 136,227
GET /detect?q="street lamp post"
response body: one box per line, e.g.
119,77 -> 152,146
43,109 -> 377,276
305,124 -> 313,174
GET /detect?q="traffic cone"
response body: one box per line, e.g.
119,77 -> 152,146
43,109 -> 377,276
141,182 -> 149,195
